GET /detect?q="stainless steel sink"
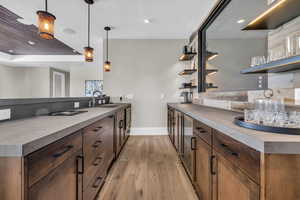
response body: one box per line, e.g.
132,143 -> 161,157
49,110 -> 88,116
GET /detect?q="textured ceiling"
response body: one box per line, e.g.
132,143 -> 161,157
0,6 -> 80,55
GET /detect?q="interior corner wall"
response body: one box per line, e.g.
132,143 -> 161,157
103,39 -> 185,135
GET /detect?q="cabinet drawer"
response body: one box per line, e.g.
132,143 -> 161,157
193,120 -> 212,145
84,151 -> 106,190
27,131 -> 82,187
83,120 -> 106,164
83,167 -> 106,200
213,130 -> 260,183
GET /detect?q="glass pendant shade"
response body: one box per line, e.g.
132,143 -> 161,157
84,46 -> 94,62
37,11 -> 56,40
104,61 -> 111,72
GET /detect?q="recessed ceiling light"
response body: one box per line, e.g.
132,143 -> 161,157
63,28 -> 77,35
237,19 -> 245,24
144,19 -> 151,24
8,50 -> 14,53
28,41 -> 36,45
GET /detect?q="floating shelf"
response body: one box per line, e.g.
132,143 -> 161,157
179,52 -> 197,61
206,69 -> 218,75
206,83 -> 218,89
207,86 -> 218,89
207,51 -> 219,61
179,86 -> 197,89
178,69 -> 197,76
243,0 -> 300,30
240,55 -> 300,74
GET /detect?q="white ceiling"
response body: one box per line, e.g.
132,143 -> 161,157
1,0 -> 217,54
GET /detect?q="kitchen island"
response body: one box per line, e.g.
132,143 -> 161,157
0,103 -> 131,200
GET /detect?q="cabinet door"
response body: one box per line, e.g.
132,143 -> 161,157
212,151 -> 259,200
174,111 -> 180,151
28,151 -> 83,200
103,115 -> 115,170
115,113 -> 121,156
125,106 -> 131,139
168,109 -> 171,138
194,137 -> 212,200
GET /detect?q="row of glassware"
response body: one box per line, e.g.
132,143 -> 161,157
244,99 -> 300,128
251,34 -> 300,67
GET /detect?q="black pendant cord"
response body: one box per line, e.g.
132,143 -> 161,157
45,0 -> 48,11
106,30 -> 108,61
88,4 -> 91,47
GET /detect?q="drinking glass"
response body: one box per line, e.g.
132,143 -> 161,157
244,110 -> 254,123
275,112 -> 289,127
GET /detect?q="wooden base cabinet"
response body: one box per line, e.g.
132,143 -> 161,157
167,107 -> 175,144
28,150 -> 83,200
116,109 -> 125,156
194,136 -> 212,200
212,151 -> 260,200
125,105 -> 131,140
0,107 -> 131,200
168,108 -> 300,200
193,124 -> 260,200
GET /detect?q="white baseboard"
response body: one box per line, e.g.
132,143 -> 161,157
130,127 -> 168,135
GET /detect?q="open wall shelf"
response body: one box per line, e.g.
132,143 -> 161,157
179,86 -> 197,89
207,51 -> 218,61
243,0 -> 300,30
179,52 -> 197,61
241,55 -> 300,74
178,69 -> 197,76
206,69 -> 218,75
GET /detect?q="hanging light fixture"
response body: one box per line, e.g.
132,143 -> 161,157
104,26 -> 111,72
84,0 -> 94,62
37,0 -> 56,40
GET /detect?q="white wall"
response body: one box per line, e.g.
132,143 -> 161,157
103,39 -> 185,135
0,64 -> 50,98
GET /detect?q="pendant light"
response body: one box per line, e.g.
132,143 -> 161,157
104,26 -> 111,72
84,0 -> 94,62
37,0 -> 56,40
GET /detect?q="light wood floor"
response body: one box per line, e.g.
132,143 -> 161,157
98,136 -> 199,200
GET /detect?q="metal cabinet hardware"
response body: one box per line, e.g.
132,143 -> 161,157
92,177 -> 103,188
76,155 -> 84,175
210,155 -> 216,175
220,143 -> 239,157
52,145 -> 74,158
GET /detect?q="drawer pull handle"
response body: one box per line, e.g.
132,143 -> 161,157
92,140 -> 102,148
53,145 -> 74,158
93,127 -> 103,132
220,143 -> 239,157
92,177 -> 103,188
76,155 -> 84,174
196,127 -> 206,133
93,156 -> 103,166
191,137 -> 196,150
210,155 -> 216,175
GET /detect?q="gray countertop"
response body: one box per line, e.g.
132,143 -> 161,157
0,104 -> 129,157
168,103 -> 300,154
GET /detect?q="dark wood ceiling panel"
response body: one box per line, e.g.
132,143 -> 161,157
0,6 -> 80,55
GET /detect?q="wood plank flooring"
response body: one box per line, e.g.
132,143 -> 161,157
98,136 -> 198,200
